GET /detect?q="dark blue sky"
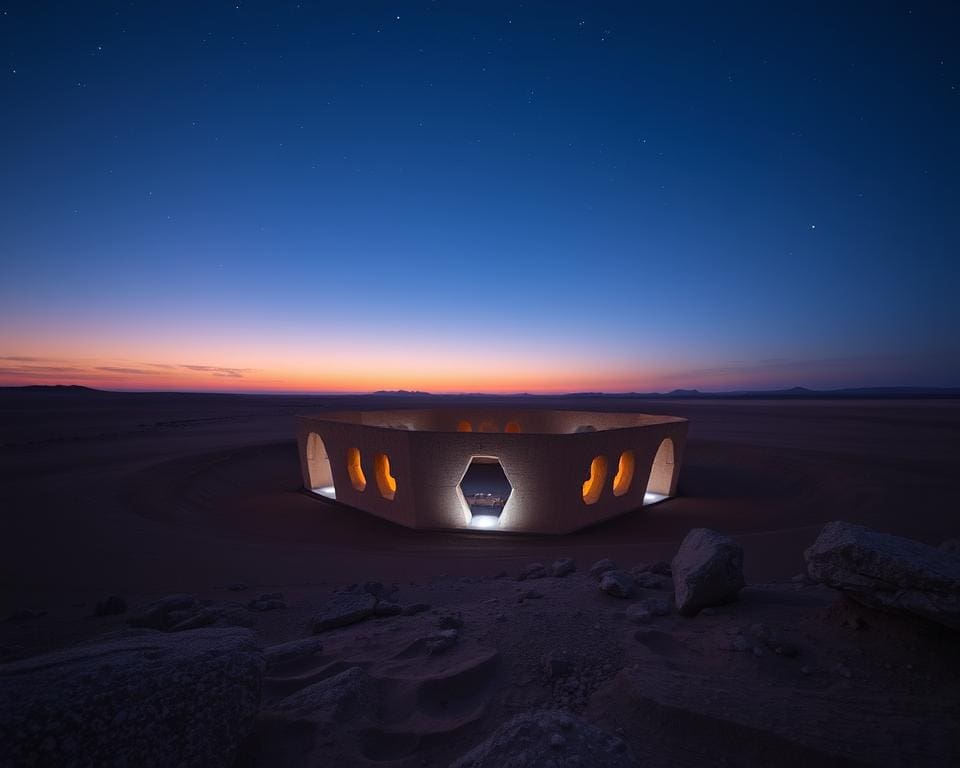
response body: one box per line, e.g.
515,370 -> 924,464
2,2 -> 958,392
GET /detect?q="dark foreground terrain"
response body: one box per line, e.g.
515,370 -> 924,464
1,390 -> 958,766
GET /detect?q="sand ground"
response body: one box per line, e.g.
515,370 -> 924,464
2,391 -> 959,765
1,392 -> 958,615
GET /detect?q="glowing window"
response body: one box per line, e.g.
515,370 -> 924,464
347,447 -> 366,491
375,453 -> 397,500
582,455 -> 608,505
504,421 -> 521,433
478,420 -> 497,433
612,450 -> 635,497
457,420 -> 473,432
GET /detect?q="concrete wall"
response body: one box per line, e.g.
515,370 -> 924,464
296,408 -> 688,535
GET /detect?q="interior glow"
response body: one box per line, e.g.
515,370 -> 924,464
375,453 -> 397,500
612,449 -> 635,497
582,454 -> 608,505
504,421 -> 521,433
347,447 -> 367,491
478,420 -> 497,433
457,420 -> 472,432
469,514 -> 501,529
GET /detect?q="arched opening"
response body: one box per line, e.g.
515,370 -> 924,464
582,455 -> 608,505
478,420 -> 497,433
458,456 -> 512,529
457,420 -> 473,432
306,433 -> 335,498
612,450 -> 635,497
347,447 -> 367,492
375,453 -> 397,500
645,438 -> 675,504
504,421 -> 521,433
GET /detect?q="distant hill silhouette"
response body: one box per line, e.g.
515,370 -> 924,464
2,384 -> 958,399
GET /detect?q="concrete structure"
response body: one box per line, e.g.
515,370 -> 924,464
296,408 -> 688,534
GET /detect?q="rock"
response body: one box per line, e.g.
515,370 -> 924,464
590,558 -> 618,580
247,592 -> 286,612
551,557 -> 576,577
402,602 -> 431,615
450,710 -> 633,768
672,528 -> 746,616
633,572 -> 672,590
311,591 -> 376,633
599,571 -> 635,598
94,595 -> 127,616
519,589 -> 543,602
805,521 -> 960,631
264,637 -> 324,668
0,628 -> 262,767
266,666 -> 373,722
519,562 -> 548,581
128,594 -> 198,630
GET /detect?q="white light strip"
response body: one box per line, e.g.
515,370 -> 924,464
313,485 -> 337,499
643,492 -> 667,506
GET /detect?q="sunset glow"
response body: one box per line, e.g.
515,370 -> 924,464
1,4 -> 957,394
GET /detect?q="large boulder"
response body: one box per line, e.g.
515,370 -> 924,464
450,710 -> 633,767
0,627 -> 263,767
672,528 -> 745,616
805,521 -> 960,631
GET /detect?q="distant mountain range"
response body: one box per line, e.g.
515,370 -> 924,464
5,384 -> 956,399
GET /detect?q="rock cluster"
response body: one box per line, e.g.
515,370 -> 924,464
128,594 -> 251,632
311,581 -> 402,633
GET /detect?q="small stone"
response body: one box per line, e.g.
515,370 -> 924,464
550,557 -> 576,577
599,571 -> 635,599
402,603 -> 431,616
590,559 -> 618,580
311,591 -> 376,633
549,733 -> 565,749
633,572 -> 672,590
264,637 -> 324,668
519,563 -> 548,581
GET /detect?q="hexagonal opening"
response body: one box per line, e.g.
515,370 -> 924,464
458,456 -> 512,530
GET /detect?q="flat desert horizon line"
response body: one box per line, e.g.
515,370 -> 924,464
3,383 -> 959,399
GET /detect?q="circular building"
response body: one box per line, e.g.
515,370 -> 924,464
297,408 -> 688,534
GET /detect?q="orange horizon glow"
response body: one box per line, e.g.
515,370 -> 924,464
0,349 -> 930,395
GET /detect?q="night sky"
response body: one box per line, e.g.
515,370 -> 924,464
2,2 -> 958,393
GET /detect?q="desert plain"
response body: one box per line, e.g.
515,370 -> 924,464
1,389 -> 959,766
